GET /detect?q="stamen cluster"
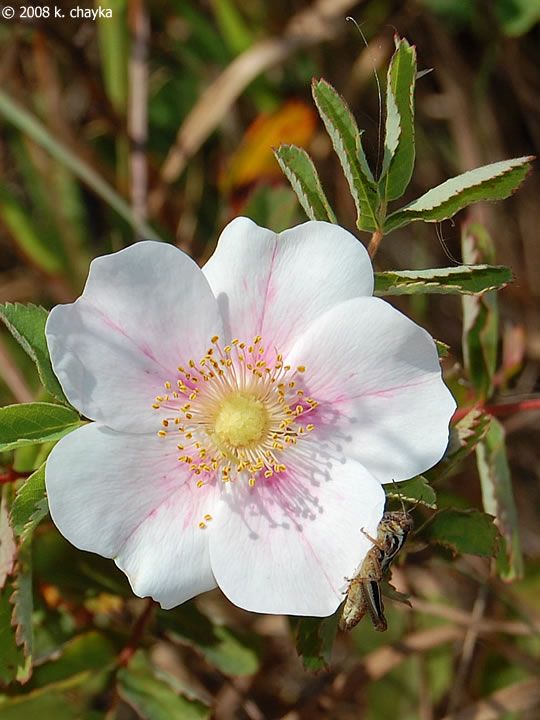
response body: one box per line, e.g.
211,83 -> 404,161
153,336 -> 318,488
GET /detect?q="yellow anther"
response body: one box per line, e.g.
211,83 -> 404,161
157,430 -> 167,438
211,335 -> 219,343
296,365 -> 305,373
152,403 -> 160,409
162,419 -> 169,427
199,521 -> 207,529
264,469 -> 274,478
204,514 -> 213,521
248,477 -> 256,487
197,480 -> 205,488
164,381 -> 172,389
306,424 -> 315,432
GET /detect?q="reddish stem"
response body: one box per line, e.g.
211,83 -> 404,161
368,230 -> 383,258
0,468 -> 31,485
453,397 -> 540,422
117,598 -> 156,667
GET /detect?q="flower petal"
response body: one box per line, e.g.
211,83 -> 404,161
202,218 -> 373,353
115,480 -> 219,609
287,297 -> 456,483
46,241 -> 222,432
46,423 -> 217,607
209,454 -> 385,616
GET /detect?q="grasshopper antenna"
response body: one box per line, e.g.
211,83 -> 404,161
390,478 -> 407,514
436,221 -> 463,265
346,16 -> 383,178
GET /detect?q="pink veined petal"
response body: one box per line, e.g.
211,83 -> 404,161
209,453 -> 385,616
286,296 -> 456,483
46,241 -> 223,433
45,423 -> 217,607
202,218 -> 374,354
115,478 -> 220,609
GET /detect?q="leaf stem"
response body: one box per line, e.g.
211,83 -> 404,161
368,229 -> 384,258
453,397 -> 540,422
117,597 -> 156,667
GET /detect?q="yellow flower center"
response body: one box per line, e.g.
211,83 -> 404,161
152,335 -> 318,491
213,393 -> 268,449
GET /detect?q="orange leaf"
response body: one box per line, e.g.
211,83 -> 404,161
221,100 -> 316,192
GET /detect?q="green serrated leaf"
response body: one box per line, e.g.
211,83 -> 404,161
0,403 -> 80,452
11,464 -> 48,541
380,85 -> 401,179
118,651 -> 211,720
274,145 -> 336,223
0,304 -> 68,404
461,224 -> 499,400
384,156 -> 533,233
426,409 -> 491,482
380,36 -> 417,200
374,264 -> 512,296
312,78 -> 380,232
158,603 -> 260,676
476,417 -> 523,581
10,541 -> 33,662
420,508 -> 498,557
0,489 -> 17,592
385,476 -> 437,508
0,576 -> 31,685
295,608 -> 340,672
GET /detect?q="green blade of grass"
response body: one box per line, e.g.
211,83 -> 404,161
0,90 -> 161,242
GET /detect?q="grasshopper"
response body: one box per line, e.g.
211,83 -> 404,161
339,509 -> 414,632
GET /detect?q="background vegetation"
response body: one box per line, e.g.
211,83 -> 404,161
0,0 -> 539,718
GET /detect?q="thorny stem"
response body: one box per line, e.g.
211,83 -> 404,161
118,597 -> 156,667
453,397 -> 540,422
368,229 -> 383,258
